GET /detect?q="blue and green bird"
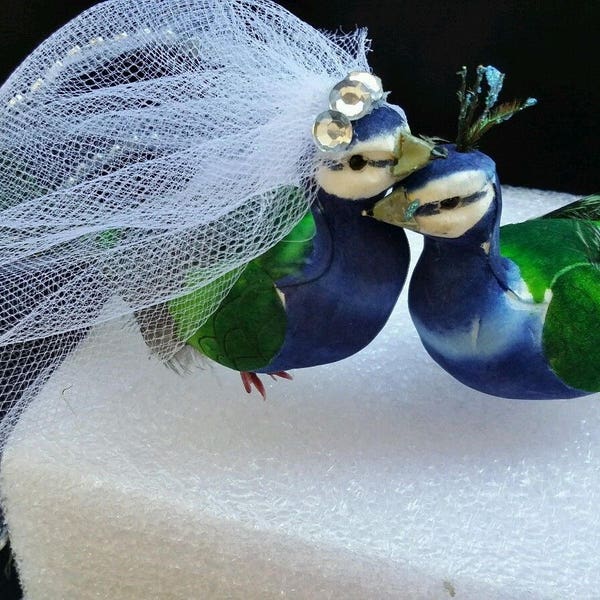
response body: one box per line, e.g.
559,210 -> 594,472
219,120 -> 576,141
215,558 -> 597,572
139,103 -> 438,397
371,66 -> 600,399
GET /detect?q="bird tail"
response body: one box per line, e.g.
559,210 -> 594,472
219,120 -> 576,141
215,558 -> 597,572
541,194 -> 600,221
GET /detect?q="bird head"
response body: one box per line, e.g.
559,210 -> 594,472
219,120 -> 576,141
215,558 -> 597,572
312,72 -> 447,202
370,145 -> 499,240
369,65 -> 536,241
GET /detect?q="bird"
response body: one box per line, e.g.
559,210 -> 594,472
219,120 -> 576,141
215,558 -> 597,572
0,0 -> 440,408
142,101 -> 439,398
370,65 -> 600,400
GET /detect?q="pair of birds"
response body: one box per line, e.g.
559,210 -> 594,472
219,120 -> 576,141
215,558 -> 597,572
0,0 -> 595,404
173,66 -> 599,401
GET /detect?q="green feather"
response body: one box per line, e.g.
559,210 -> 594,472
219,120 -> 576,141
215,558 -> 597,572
168,210 -> 315,371
543,264 -> 600,391
501,216 -> 600,391
254,210 -> 316,280
542,194 -> 600,221
500,219 -> 596,303
184,261 -> 287,371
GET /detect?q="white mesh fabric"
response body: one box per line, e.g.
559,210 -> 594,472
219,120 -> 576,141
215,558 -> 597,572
0,1 -> 371,451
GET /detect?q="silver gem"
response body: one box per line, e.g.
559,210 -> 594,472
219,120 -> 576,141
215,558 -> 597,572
30,78 -> 44,92
329,78 -> 373,120
313,110 -> 353,151
67,45 -> 82,56
348,71 -> 384,102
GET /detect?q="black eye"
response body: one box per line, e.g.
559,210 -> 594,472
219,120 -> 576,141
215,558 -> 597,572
348,154 -> 368,171
440,196 -> 461,209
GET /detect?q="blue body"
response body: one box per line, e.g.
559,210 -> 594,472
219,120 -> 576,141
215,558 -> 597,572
259,191 -> 410,371
404,149 -> 584,399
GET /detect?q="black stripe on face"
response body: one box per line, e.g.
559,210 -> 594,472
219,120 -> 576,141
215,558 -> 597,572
414,188 -> 489,217
415,202 -> 440,216
367,158 -> 398,168
324,157 -> 398,171
462,189 -> 488,205
323,160 -> 344,171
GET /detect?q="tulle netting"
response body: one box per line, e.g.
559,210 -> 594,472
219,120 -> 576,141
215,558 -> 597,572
0,0 -> 371,452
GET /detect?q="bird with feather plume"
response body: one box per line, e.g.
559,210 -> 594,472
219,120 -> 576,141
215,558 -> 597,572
372,65 -> 600,399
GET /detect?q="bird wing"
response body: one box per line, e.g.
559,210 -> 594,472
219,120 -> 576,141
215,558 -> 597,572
500,218 -> 594,302
164,211 -> 316,372
500,215 -> 600,392
542,262 -> 600,391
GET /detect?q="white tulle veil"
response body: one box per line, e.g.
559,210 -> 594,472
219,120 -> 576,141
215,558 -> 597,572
0,0 -> 374,473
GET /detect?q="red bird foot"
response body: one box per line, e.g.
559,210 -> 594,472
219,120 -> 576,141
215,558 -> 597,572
240,371 -> 293,400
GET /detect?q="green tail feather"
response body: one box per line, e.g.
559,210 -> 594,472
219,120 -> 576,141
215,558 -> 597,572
542,194 -> 600,221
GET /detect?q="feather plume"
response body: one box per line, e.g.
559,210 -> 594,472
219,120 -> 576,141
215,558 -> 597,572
456,65 -> 537,151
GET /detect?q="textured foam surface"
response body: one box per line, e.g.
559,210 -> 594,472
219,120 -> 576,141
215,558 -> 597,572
3,187 -> 600,599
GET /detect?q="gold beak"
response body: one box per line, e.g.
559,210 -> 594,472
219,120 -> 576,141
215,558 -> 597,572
368,132 -> 445,229
393,132 -> 446,180
370,185 -> 421,231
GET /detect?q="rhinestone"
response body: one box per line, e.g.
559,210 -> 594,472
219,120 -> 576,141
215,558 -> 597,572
30,78 -> 44,92
45,61 -> 63,82
89,36 -> 105,46
329,78 -> 373,120
67,45 -> 82,56
348,71 -> 384,102
8,94 -> 25,107
313,110 -> 353,151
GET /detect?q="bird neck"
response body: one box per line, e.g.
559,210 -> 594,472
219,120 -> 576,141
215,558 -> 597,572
314,187 -> 410,277
316,190 -> 379,223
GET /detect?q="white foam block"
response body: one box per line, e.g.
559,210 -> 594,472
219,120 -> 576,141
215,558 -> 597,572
3,187 -> 600,599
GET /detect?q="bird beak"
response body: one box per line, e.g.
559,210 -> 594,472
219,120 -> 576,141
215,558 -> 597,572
393,132 -> 447,180
368,185 -> 421,231
365,132 -> 446,228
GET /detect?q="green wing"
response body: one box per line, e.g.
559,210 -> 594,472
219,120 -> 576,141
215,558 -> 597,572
543,264 -> 600,391
168,211 -> 316,372
500,218 -> 598,303
500,215 -> 600,391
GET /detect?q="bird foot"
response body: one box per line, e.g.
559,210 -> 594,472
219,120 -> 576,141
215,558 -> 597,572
240,371 -> 293,400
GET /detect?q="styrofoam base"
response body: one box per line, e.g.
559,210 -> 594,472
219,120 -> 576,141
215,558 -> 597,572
3,187 -> 599,599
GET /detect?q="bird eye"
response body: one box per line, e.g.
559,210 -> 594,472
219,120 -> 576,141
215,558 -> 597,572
348,154 -> 368,171
440,196 -> 461,209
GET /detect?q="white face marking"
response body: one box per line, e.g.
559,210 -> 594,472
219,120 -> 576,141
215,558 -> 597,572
411,170 -> 494,238
275,286 -> 286,308
315,131 -> 400,200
